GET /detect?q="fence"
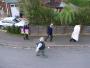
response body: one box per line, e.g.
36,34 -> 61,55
30,26 -> 90,36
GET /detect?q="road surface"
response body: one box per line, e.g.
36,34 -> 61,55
0,46 -> 90,68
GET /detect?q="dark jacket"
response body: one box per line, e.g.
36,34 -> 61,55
47,26 -> 53,35
36,41 -> 45,50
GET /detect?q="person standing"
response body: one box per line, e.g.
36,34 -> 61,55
45,23 -> 54,42
36,37 -> 46,56
70,25 -> 81,42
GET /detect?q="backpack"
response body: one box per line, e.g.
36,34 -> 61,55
36,41 -> 45,50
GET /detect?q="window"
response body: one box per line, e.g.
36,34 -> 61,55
13,18 -> 21,23
10,4 -> 15,7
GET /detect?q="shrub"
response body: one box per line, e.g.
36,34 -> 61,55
6,26 -> 21,34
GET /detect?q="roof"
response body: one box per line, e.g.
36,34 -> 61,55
5,0 -> 18,3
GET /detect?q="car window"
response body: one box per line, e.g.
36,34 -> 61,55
13,18 -> 21,23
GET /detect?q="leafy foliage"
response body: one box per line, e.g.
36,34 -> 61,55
19,0 -> 55,25
54,3 -> 76,25
68,0 -> 90,7
7,26 -> 21,34
19,0 -> 90,26
65,0 -> 90,25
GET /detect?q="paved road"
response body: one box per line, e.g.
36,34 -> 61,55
0,46 -> 90,68
0,31 -> 90,48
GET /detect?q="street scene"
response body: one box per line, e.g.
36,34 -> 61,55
0,31 -> 90,68
0,45 -> 90,68
0,0 -> 90,68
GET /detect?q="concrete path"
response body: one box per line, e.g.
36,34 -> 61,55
0,31 -> 90,48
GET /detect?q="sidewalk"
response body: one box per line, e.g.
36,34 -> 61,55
0,31 -> 90,48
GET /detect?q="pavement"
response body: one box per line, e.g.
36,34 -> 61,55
0,31 -> 90,68
0,31 -> 90,49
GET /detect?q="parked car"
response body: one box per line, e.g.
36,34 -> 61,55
0,17 -> 28,29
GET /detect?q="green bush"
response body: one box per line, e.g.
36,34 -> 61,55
6,26 -> 21,34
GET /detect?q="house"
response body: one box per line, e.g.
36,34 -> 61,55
0,0 -> 20,17
42,0 -> 63,7
0,0 -> 7,17
42,0 -> 65,12
0,0 -> 65,18
5,0 -> 20,17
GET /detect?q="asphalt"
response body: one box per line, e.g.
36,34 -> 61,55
0,46 -> 90,68
0,31 -> 90,49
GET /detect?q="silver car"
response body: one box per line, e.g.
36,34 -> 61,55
0,17 -> 28,29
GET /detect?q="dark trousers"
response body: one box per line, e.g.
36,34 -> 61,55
36,50 -> 45,56
45,34 -> 53,42
24,34 -> 29,40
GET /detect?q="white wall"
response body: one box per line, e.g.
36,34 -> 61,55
10,4 -> 20,17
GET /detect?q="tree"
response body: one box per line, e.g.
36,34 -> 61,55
67,0 -> 90,7
67,0 -> 90,25
53,3 -> 78,33
54,3 -> 77,25
67,0 -> 90,33
19,0 -> 55,25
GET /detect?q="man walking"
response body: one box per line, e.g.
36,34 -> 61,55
45,23 -> 53,42
36,37 -> 46,56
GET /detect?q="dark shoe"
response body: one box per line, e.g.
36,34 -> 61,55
73,40 -> 76,42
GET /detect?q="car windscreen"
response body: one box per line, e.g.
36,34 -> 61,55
13,18 -> 21,23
